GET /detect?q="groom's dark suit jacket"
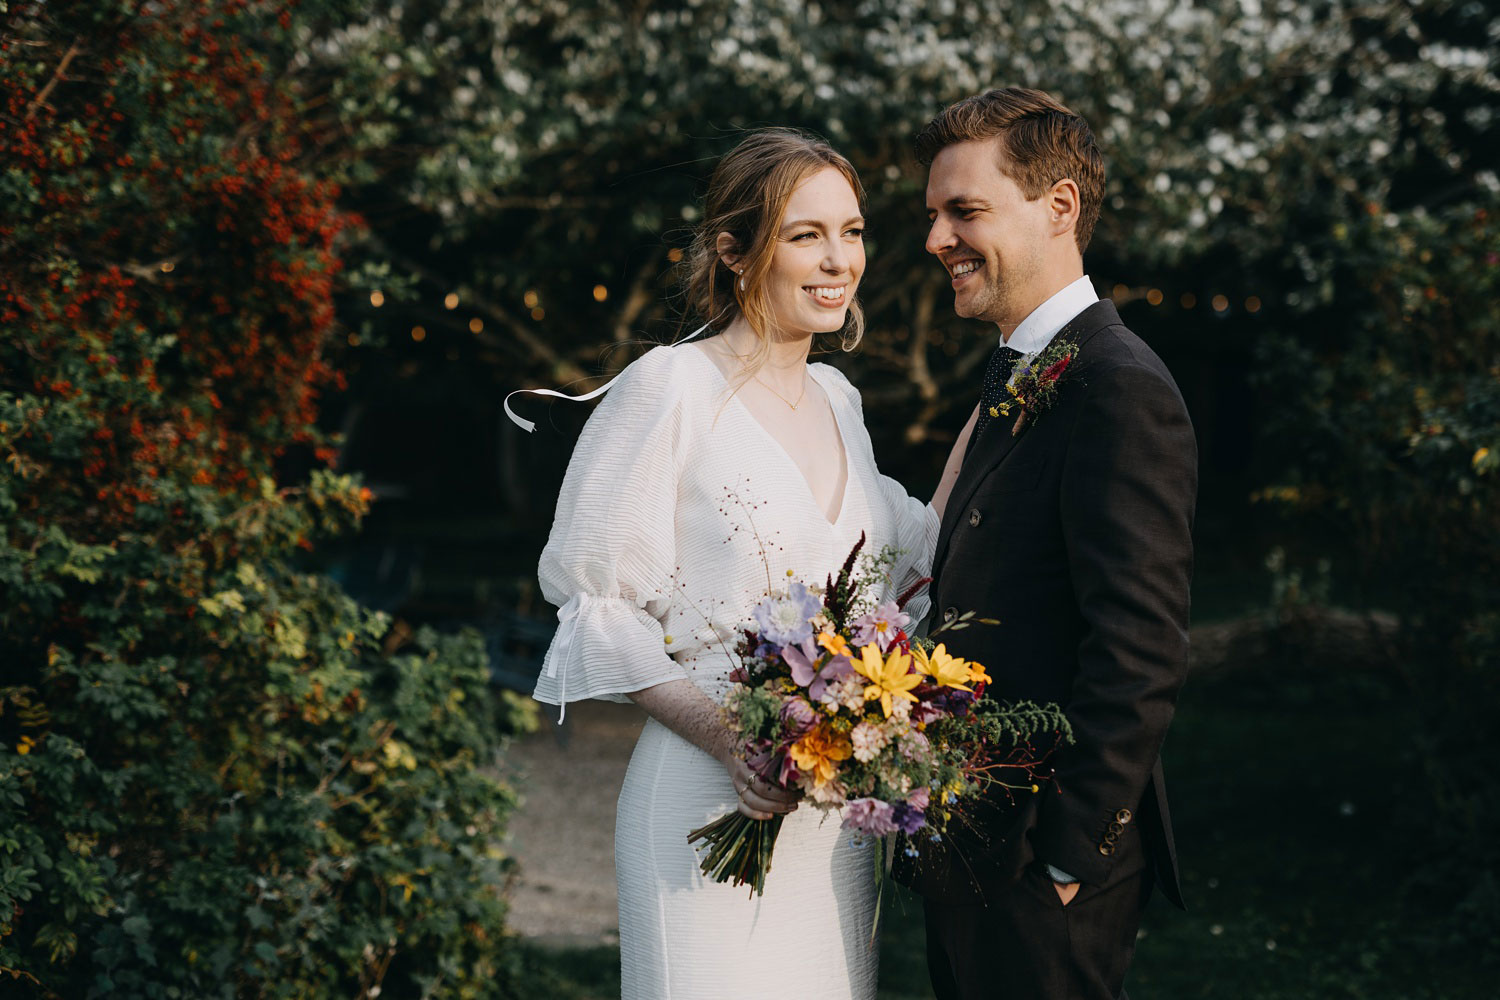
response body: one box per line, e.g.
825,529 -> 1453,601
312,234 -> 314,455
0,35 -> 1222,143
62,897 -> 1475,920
897,300 -> 1196,909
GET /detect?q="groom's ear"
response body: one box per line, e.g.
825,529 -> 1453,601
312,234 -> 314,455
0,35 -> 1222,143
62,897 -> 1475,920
715,231 -> 743,273
1045,178 -> 1081,241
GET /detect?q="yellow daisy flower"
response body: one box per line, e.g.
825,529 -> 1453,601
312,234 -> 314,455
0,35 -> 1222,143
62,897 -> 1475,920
912,643 -> 974,691
854,644 -> 921,717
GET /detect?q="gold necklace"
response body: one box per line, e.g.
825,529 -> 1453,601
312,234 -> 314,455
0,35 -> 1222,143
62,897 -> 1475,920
708,338 -> 809,410
753,373 -> 807,410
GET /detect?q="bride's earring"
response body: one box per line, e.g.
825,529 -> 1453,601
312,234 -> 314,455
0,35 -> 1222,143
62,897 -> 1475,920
738,269 -> 745,291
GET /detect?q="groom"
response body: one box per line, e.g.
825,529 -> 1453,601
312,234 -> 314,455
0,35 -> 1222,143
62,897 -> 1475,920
896,88 -> 1197,999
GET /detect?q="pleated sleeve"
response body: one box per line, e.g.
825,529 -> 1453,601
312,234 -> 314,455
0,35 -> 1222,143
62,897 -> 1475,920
819,365 -> 939,625
532,347 -> 690,718
873,471 -> 939,627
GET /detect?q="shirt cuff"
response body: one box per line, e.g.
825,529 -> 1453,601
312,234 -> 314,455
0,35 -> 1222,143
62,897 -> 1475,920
1045,864 -> 1079,884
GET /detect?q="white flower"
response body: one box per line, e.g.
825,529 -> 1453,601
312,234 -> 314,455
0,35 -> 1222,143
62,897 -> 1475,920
806,779 -> 847,806
837,676 -> 868,713
820,674 -> 867,714
850,721 -> 889,763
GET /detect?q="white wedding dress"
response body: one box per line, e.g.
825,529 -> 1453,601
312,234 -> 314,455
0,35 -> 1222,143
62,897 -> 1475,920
533,343 -> 937,1000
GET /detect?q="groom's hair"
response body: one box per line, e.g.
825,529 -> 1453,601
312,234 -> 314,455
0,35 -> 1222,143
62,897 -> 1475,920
914,88 -> 1105,253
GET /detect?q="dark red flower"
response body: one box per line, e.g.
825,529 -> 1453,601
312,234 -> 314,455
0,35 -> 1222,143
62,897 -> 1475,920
1041,353 -> 1072,383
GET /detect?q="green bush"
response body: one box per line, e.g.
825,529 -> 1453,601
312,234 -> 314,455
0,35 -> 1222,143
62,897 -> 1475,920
1,3 -> 536,996
1254,193 -> 1500,955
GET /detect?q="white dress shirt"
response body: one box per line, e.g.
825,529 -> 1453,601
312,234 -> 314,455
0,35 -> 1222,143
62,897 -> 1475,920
1003,274 -> 1100,384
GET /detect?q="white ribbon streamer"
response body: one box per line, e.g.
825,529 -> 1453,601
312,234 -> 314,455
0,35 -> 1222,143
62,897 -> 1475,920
544,592 -> 593,723
504,321 -> 714,433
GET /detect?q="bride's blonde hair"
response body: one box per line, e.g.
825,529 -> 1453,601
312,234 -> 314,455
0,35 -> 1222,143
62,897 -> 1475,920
681,128 -> 866,378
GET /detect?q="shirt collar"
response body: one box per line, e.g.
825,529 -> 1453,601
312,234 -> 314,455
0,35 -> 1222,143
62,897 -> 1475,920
1003,274 -> 1098,358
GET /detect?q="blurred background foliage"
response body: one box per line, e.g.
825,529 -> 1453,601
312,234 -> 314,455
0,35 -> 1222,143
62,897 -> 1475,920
1,0 -> 1497,995
2,2 -> 536,997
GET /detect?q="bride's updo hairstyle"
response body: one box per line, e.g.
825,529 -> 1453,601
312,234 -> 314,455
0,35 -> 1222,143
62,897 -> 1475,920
682,128 -> 866,373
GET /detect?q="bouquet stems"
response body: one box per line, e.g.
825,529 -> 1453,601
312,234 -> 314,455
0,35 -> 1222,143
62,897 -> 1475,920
686,812 -> 786,897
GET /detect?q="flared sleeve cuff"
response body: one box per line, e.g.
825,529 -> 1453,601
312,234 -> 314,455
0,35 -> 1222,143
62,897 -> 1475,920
531,593 -> 688,721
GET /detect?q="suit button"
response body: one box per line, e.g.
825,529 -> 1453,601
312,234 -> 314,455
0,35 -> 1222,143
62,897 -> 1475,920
1107,821 -> 1124,835
943,607 -> 957,623
1115,808 -> 1133,824
1098,843 -> 1116,856
968,508 -> 982,527
1105,830 -> 1118,843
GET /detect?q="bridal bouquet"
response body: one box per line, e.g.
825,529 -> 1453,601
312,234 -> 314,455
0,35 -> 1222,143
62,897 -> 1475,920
687,534 -> 1070,896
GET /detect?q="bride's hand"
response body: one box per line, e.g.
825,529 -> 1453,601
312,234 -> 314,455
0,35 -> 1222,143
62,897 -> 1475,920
625,679 -> 801,819
724,755 -> 800,821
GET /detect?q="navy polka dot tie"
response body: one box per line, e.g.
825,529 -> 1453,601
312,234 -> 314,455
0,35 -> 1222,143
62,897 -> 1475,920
966,343 -> 1025,460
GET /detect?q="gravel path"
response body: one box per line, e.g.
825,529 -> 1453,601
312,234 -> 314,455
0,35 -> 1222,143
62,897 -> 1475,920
502,700 -> 645,947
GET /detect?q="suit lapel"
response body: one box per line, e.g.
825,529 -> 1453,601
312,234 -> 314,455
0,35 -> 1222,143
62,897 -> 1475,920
934,410 -> 1024,566
931,299 -> 1124,577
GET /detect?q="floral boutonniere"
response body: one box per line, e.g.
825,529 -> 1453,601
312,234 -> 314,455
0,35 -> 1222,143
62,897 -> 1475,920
994,340 -> 1079,436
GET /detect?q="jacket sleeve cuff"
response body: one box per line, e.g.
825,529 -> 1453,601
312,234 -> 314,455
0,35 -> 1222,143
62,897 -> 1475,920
1033,799 -> 1139,885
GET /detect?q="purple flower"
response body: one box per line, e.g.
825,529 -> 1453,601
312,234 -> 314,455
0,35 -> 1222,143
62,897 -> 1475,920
927,687 -> 975,716
899,729 -> 931,758
910,700 -> 944,725
779,697 -> 818,740
850,600 -> 911,651
782,637 -> 854,701
891,802 -> 926,835
842,797 -> 897,837
777,754 -> 801,786
744,740 -> 794,788
752,582 -> 822,646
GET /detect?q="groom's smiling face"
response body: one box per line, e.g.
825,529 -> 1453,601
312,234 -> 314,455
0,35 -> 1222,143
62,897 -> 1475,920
924,139 -> 1054,327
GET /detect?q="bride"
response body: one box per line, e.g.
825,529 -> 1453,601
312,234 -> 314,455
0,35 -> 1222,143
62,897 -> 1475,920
529,129 -> 966,999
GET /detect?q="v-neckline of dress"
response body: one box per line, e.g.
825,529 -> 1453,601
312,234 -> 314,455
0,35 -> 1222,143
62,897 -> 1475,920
684,343 -> 852,528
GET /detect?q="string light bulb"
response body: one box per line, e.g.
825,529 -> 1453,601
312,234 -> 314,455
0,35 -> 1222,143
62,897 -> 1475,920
444,293 -> 459,310
369,290 -> 385,307
469,317 -> 483,333
593,284 -> 608,302
1211,294 -> 1229,312
523,290 -> 540,309
411,326 -> 426,342
1146,289 -> 1163,306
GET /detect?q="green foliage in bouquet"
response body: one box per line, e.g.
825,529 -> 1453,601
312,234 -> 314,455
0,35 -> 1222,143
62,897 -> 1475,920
691,536 -> 1071,897
0,3 -> 536,996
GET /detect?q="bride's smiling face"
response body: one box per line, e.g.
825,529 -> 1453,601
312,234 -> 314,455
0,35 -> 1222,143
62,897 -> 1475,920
758,166 -> 866,339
